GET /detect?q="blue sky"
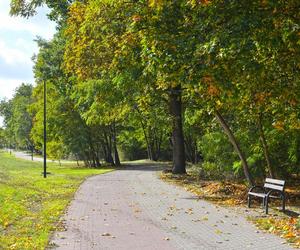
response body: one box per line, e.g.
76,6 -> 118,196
0,1 -> 56,100
0,1 -> 56,126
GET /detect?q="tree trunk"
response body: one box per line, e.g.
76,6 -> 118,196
104,131 -> 115,165
258,113 -> 275,178
194,142 -> 198,164
141,120 -> 153,160
169,86 -> 186,174
156,131 -> 163,161
215,110 -> 254,186
112,123 -> 121,166
184,133 -> 197,164
106,151 -> 114,165
95,155 -> 101,167
152,130 -> 163,161
114,143 -> 121,166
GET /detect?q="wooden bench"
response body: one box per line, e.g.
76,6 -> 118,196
248,178 -> 286,214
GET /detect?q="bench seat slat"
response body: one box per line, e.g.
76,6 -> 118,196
269,195 -> 283,199
265,178 -> 285,186
264,183 -> 284,191
248,192 -> 266,198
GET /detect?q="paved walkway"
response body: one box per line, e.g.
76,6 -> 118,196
13,151 -> 73,164
50,165 -> 292,250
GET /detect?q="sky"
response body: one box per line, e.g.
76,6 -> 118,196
0,1 -> 56,126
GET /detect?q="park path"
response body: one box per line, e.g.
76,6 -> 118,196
13,151 -> 47,162
13,150 -> 72,164
50,164 -> 292,250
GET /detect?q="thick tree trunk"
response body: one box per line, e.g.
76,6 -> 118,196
106,151 -> 114,165
104,131 -> 115,165
258,113 -> 275,178
215,110 -> 254,186
169,86 -> 186,174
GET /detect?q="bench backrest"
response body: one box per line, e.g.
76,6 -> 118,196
264,178 -> 285,191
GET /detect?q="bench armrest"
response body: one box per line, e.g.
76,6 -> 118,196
248,186 -> 265,193
266,189 -> 285,198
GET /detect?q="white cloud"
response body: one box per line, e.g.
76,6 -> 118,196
16,38 -> 36,52
0,14 -> 42,35
0,1 -> 56,100
0,78 -> 32,100
0,40 -> 32,65
0,2 -> 56,40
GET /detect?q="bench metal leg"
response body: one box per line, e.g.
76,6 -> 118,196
265,197 -> 269,214
248,195 -> 251,208
282,195 -> 286,212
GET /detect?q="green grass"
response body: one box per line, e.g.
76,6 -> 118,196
0,151 -> 113,250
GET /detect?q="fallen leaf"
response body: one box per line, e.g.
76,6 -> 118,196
201,216 -> 209,221
101,233 -> 111,236
285,232 -> 296,238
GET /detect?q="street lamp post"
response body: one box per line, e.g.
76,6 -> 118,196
43,80 -> 47,178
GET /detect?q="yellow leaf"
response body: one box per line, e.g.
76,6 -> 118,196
215,229 -> 222,234
285,232 -> 296,238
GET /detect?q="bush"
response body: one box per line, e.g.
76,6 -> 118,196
198,132 -> 238,180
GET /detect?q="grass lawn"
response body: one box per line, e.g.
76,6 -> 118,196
0,151 -> 113,250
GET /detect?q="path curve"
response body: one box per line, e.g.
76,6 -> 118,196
50,165 -> 292,250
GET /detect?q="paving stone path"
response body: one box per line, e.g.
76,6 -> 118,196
50,165 -> 292,250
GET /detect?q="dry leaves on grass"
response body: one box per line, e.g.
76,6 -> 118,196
255,217 -> 300,247
160,172 -> 247,205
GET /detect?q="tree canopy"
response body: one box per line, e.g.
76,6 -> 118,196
3,0 -> 300,185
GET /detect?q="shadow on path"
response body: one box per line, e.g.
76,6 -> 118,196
117,162 -> 171,172
283,209 -> 300,218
